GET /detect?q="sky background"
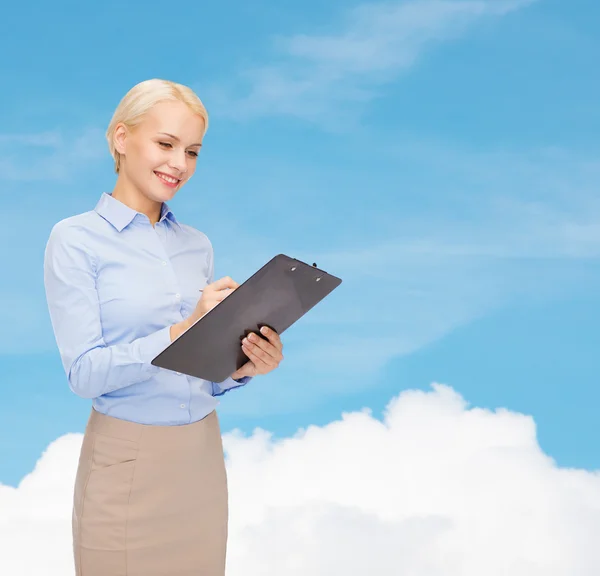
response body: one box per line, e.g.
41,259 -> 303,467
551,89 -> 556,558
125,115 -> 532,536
1,1 -> 600,572
1,0 -> 600,482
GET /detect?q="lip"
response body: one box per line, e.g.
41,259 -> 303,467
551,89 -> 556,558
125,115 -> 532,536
154,170 -> 181,188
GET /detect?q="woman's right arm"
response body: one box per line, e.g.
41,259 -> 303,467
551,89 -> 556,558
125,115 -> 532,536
43,223 -> 188,400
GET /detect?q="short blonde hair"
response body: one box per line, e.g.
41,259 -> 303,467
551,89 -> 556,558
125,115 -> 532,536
106,78 -> 209,173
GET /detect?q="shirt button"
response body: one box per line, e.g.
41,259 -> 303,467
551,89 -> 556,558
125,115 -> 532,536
161,261 -> 167,266
175,293 -> 181,300
180,404 -> 186,409
176,372 -> 181,375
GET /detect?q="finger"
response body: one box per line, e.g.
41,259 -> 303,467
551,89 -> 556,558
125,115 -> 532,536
205,288 -> 235,306
259,327 -> 283,351
241,344 -> 271,372
237,359 -> 257,377
210,276 -> 239,291
214,288 -> 235,301
243,336 -> 281,366
246,333 -> 281,361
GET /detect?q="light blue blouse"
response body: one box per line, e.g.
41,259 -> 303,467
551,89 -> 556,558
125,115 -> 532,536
43,192 -> 250,426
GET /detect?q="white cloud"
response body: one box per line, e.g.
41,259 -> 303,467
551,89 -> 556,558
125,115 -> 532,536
0,433 -> 82,574
0,132 -> 63,147
0,126 -> 105,181
209,0 -> 537,124
2,384 -> 600,575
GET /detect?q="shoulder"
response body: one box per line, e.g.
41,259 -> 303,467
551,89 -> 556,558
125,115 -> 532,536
45,211 -> 101,269
47,210 -> 100,244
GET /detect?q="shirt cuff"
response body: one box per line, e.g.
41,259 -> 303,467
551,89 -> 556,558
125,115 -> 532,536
212,376 -> 252,396
135,325 -> 172,365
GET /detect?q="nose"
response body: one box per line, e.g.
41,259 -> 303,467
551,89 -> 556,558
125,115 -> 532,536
168,149 -> 188,174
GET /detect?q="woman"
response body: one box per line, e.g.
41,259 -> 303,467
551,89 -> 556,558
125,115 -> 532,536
43,78 -> 284,576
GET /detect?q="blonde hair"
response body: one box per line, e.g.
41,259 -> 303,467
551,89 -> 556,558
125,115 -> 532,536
106,78 -> 209,173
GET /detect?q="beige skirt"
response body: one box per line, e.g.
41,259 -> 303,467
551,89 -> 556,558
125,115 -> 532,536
72,408 -> 228,576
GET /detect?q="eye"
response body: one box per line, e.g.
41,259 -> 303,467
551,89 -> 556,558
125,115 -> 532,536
158,141 -> 172,148
187,150 -> 199,158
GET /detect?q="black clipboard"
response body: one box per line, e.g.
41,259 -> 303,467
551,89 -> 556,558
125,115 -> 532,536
151,254 -> 342,382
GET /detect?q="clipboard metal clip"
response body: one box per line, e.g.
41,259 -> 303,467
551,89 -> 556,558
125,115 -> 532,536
290,261 -> 323,280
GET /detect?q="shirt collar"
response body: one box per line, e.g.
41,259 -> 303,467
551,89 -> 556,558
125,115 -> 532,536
94,192 -> 181,232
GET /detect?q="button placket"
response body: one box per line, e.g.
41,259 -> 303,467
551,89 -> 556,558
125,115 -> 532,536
152,224 -> 184,312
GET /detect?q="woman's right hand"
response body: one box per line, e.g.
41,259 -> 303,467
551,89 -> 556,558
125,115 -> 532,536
170,276 -> 239,341
190,276 -> 240,324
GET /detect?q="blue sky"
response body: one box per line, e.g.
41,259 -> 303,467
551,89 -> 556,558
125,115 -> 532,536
1,0 -> 599,487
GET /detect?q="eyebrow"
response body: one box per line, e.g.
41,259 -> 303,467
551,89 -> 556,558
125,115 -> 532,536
157,132 -> 202,147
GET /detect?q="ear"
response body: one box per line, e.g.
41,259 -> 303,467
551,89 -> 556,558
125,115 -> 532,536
113,123 -> 128,155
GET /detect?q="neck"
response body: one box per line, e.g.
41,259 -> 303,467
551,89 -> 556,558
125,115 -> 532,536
111,173 -> 162,226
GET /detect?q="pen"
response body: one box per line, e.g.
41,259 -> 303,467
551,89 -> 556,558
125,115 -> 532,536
199,285 -> 239,292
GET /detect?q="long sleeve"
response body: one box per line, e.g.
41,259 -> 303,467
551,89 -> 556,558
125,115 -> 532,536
211,376 -> 251,396
204,238 -> 253,397
43,224 -> 171,399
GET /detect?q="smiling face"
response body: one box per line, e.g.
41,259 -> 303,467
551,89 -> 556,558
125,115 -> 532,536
113,99 -> 205,205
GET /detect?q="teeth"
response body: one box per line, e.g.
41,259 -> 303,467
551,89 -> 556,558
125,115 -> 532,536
156,172 -> 178,184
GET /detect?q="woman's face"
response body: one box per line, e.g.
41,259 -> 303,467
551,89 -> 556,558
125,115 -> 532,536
115,99 -> 205,203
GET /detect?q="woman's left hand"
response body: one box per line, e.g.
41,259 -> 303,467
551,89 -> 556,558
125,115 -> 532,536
231,326 -> 284,380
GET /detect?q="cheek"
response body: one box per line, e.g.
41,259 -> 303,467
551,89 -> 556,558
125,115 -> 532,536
127,143 -> 155,173
129,141 -> 161,169
145,147 -> 167,170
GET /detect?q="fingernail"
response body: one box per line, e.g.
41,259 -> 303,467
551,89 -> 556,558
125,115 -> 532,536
261,326 -> 268,335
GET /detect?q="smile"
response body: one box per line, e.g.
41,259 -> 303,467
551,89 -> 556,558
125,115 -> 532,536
154,171 -> 181,187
